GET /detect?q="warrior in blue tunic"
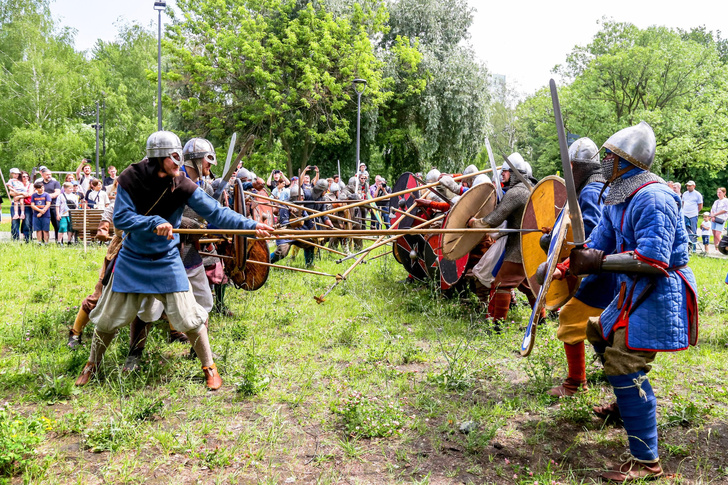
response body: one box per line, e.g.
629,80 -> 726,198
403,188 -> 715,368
75,131 -> 274,390
569,122 -> 698,482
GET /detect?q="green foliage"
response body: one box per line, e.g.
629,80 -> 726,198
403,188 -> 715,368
36,373 -> 77,403
0,405 -> 44,478
516,20 -> 728,183
660,394 -> 713,429
167,0 -> 390,176
82,417 -> 131,453
332,389 -> 409,438
235,339 -> 271,397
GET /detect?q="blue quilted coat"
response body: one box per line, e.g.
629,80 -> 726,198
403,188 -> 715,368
587,181 -> 698,351
574,181 -> 617,310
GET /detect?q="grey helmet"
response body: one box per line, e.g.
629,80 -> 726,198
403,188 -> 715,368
503,152 -> 532,178
312,179 -> 329,199
425,169 -> 441,184
568,137 -> 599,164
602,121 -> 656,171
183,138 -> 217,165
146,131 -> 184,165
347,176 -> 358,191
330,181 -> 342,193
236,167 -> 251,181
289,184 -> 302,198
472,173 -> 491,187
462,164 -> 478,185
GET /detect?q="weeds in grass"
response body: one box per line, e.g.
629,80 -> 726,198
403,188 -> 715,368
235,338 -> 270,397
0,405 -> 44,478
551,392 -> 597,424
82,417 -> 132,452
660,394 -> 712,429
36,373 -> 77,403
332,390 -> 410,438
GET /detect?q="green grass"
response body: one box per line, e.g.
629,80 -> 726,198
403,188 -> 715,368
0,242 -> 726,483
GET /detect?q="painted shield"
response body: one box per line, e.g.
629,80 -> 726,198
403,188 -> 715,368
520,176 -> 579,310
521,207 -> 570,356
429,229 -> 468,290
442,182 -> 498,261
227,180 -> 270,291
389,172 -> 420,230
394,234 -> 438,282
252,188 -> 275,225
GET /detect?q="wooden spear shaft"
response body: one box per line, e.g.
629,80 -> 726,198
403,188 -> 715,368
198,252 -> 340,278
282,167 -> 498,228
174,227 -> 537,237
335,213 -> 446,263
314,202 -> 421,303
244,191 -> 359,226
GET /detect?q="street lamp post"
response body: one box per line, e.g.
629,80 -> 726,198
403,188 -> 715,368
154,1 -> 166,131
94,101 -> 100,179
353,79 -> 367,176
101,92 -> 106,175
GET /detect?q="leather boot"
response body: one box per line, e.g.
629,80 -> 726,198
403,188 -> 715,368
548,342 -> 588,397
67,328 -> 82,350
168,323 -> 189,343
123,317 -> 149,372
68,308 -> 90,350
487,290 -> 513,332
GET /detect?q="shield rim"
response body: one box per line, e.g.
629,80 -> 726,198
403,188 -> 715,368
441,182 -> 497,261
520,175 -> 579,310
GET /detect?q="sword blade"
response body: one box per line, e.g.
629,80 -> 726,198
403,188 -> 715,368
221,132 -> 237,180
549,79 -> 585,245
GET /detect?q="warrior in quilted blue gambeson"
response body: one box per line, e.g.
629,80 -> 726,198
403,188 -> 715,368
568,122 -> 698,482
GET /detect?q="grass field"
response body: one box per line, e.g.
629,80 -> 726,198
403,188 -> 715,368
0,241 -> 726,484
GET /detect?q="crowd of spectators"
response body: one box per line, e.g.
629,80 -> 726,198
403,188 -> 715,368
261,162 -> 391,228
4,159 -> 117,243
668,180 -> 727,252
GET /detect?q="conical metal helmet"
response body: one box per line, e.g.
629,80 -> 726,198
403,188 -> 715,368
568,137 -> 599,164
602,121 -> 656,171
312,179 -> 329,199
504,152 -> 532,178
425,169 -> 441,184
462,164 -> 479,185
472,173 -> 491,187
146,131 -> 184,164
236,168 -> 251,181
183,138 -> 217,165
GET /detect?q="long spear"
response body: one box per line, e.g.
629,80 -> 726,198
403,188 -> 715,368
335,213 -> 447,263
245,191 -> 359,226
280,167 -> 498,228
199,251 -> 340,278
313,201 -> 421,304
174,227 -> 541,238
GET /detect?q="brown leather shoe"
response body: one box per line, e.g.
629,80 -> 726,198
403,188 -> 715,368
594,401 -> 621,421
75,362 -> 97,386
548,377 -> 588,397
601,458 -> 663,482
202,364 -> 222,390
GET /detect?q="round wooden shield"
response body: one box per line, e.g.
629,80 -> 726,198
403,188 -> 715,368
389,172 -> 420,230
521,207 -> 570,356
394,234 -> 437,282
442,182 -> 497,261
520,176 -> 579,310
238,239 -> 270,291
428,230 -> 468,290
228,180 -> 270,291
252,188 -> 275,225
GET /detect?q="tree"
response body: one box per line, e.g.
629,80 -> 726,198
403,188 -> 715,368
166,0 -> 391,177
91,23 -> 159,170
517,20 -> 728,181
0,0 -> 96,171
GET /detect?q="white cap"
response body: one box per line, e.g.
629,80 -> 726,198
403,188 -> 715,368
9,167 -> 20,174
686,180 -> 696,186
39,166 -> 50,173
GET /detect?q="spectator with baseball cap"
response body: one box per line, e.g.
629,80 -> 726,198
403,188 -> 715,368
682,180 -> 703,252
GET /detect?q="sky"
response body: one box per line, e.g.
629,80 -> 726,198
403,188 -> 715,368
50,0 -> 727,97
